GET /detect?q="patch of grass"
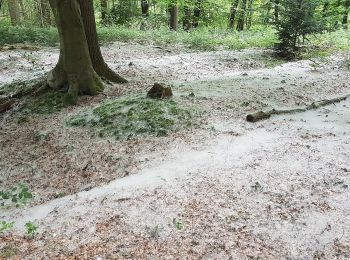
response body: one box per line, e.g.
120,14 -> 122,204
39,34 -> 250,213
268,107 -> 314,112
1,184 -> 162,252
21,91 -> 66,115
0,21 -> 58,47
301,30 -> 350,59
67,96 -> 194,139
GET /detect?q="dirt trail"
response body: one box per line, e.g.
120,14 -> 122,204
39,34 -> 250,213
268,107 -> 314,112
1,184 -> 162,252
0,43 -> 350,259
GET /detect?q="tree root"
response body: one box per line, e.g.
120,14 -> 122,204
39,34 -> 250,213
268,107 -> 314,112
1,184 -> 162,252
0,97 -> 15,113
246,94 -> 350,122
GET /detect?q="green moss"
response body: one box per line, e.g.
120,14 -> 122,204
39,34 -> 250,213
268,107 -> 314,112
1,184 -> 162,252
21,91 -> 66,115
67,96 -> 194,139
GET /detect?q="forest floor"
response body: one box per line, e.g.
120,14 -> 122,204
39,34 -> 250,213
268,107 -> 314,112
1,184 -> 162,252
0,42 -> 350,259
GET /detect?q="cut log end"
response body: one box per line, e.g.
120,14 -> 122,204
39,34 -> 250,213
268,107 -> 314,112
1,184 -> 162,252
246,111 -> 271,122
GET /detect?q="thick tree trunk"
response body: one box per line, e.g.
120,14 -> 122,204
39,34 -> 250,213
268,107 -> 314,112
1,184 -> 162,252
78,0 -> 127,83
169,4 -> 178,31
228,0 -> 240,29
7,0 -> 21,25
192,0 -> 201,28
236,0 -> 247,31
48,0 -> 104,104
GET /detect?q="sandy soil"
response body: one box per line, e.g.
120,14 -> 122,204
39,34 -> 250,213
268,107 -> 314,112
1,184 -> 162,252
0,43 -> 350,259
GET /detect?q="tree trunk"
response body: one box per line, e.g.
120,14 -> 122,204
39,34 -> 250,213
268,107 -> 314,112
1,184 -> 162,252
48,0 -> 104,104
169,4 -> 178,31
274,0 -> 279,24
7,0 -> 21,25
183,2 -> 191,31
78,0 -> 127,83
38,0 -> 52,27
141,0 -> 149,17
236,0 -> 247,31
100,0 -> 108,24
192,0 -> 201,28
228,0 -> 240,29
342,0 -> 350,29
246,0 -> 253,29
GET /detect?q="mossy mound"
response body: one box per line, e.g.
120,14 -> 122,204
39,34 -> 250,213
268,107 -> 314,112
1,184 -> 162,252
66,96 -> 193,139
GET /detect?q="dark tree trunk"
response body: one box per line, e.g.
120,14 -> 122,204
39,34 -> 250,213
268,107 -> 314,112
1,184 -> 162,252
169,4 -> 178,31
192,0 -> 201,28
228,0 -> 240,29
274,0 -> 279,23
236,0 -> 247,31
342,0 -> 350,29
141,0 -> 149,16
183,2 -> 191,31
100,0 -> 108,24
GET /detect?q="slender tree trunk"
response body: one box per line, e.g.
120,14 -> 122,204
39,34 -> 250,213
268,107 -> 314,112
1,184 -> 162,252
78,0 -> 127,83
7,0 -> 21,25
141,0 -> 149,16
228,0 -> 240,29
246,0 -> 253,29
192,0 -> 201,28
343,0 -> 350,29
236,0 -> 247,31
39,0 -> 52,27
183,1 -> 191,31
274,0 -> 279,24
18,0 -> 26,19
100,0 -> 108,24
169,4 -> 178,31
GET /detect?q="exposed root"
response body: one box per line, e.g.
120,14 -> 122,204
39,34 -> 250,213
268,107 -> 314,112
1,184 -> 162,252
97,65 -> 128,84
246,94 -> 350,122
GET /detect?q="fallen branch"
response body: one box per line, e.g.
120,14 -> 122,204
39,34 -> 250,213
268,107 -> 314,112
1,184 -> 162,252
246,94 -> 350,123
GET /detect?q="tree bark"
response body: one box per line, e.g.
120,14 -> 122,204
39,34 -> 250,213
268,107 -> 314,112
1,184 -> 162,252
183,2 -> 191,31
236,0 -> 247,31
78,0 -> 127,83
274,0 -> 279,24
246,0 -> 254,29
141,0 -> 149,17
228,0 -> 240,29
192,0 -> 201,28
7,0 -> 21,25
342,0 -> 350,29
48,0 -> 104,104
100,0 -> 108,24
169,4 -> 178,31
